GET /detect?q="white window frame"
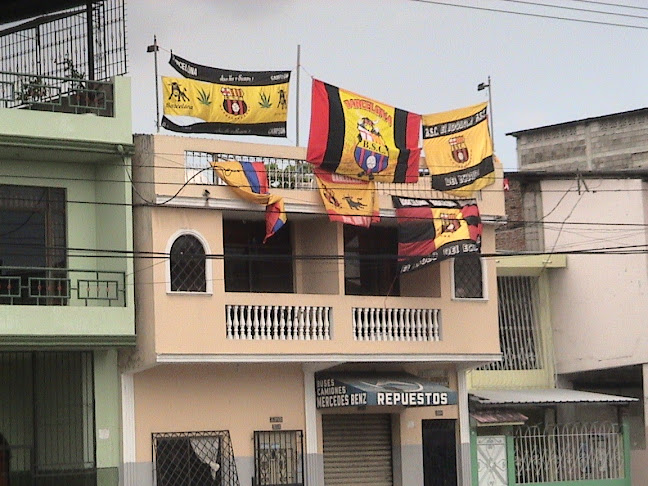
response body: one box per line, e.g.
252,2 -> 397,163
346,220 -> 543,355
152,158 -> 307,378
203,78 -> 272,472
165,229 -> 213,295
450,256 -> 488,301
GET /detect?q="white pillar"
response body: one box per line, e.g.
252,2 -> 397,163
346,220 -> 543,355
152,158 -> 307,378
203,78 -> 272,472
303,365 -> 326,486
457,368 -> 472,486
120,373 -> 136,486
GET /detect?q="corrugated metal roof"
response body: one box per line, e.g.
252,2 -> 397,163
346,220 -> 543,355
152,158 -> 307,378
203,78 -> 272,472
470,389 -> 637,405
471,410 -> 528,426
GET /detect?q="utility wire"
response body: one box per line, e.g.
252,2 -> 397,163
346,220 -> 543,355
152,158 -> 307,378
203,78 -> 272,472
497,0 -> 648,20
572,0 -> 648,12
409,0 -> 648,30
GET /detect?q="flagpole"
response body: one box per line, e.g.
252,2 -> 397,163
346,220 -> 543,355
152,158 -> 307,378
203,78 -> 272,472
296,44 -> 301,147
477,75 -> 494,152
146,35 -> 160,132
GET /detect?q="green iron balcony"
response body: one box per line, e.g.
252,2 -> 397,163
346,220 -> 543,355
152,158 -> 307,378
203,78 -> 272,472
0,266 -> 126,307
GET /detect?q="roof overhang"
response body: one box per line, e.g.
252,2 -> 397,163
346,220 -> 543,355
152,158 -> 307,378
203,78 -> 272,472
471,410 -> 529,426
470,388 -> 637,405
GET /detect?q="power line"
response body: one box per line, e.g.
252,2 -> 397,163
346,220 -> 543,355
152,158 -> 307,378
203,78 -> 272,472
409,0 -> 648,30
571,0 -> 648,12
497,0 -> 648,20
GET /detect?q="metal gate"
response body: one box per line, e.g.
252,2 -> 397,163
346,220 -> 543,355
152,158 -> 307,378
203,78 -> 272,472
322,414 -> 392,486
0,351 -> 96,485
253,430 -> 304,486
477,436 -> 508,486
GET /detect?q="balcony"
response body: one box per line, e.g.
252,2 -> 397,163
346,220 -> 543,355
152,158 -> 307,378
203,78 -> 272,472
0,71 -> 115,117
0,265 -> 126,307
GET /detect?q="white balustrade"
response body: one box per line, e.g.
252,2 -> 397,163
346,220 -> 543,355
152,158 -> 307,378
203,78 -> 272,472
226,305 -> 332,340
352,307 -> 441,341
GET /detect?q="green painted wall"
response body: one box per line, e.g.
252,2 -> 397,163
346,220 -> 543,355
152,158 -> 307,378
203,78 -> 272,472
0,77 -> 132,146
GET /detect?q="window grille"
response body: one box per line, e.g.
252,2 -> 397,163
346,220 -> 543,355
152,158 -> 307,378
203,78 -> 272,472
170,235 -> 207,292
254,430 -> 304,486
153,431 -> 240,486
453,255 -> 483,299
0,351 -> 96,484
481,276 -> 542,371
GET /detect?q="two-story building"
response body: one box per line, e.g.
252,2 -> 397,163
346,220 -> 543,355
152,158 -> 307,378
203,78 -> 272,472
0,2 -> 133,485
121,134 -> 505,486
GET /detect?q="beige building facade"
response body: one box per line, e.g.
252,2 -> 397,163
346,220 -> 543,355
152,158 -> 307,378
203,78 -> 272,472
121,135 -> 505,486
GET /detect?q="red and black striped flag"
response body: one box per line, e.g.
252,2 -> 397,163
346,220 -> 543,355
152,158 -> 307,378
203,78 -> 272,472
393,196 -> 482,273
307,79 -> 421,183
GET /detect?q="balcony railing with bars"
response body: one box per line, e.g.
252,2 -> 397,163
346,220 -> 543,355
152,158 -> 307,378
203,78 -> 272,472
0,266 -> 126,307
185,151 -> 459,199
0,71 -> 114,116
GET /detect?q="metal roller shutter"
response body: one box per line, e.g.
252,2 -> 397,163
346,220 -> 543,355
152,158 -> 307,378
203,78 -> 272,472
322,414 -> 393,486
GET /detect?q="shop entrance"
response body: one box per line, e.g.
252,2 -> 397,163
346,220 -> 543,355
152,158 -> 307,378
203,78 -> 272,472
322,414 -> 392,486
422,419 -> 457,486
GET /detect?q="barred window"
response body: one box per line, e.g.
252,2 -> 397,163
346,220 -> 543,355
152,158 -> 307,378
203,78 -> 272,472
480,276 -> 543,371
453,255 -> 484,299
170,234 -> 207,292
153,431 -> 240,486
254,430 -> 304,486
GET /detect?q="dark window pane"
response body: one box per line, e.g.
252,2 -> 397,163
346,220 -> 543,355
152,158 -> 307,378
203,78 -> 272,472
170,235 -> 207,292
453,255 -> 483,298
344,225 -> 399,296
223,220 -> 293,293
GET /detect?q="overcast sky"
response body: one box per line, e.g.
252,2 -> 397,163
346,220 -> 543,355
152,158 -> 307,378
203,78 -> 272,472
127,0 -> 648,170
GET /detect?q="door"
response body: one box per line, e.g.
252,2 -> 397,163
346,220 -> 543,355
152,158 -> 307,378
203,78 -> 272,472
422,419 -> 457,486
476,436 -> 508,486
322,414 -> 392,486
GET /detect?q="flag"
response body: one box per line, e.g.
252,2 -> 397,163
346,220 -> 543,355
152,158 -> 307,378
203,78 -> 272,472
211,159 -> 287,242
392,196 -> 482,273
314,168 -> 380,227
161,54 -> 290,137
422,102 -> 495,195
307,79 -> 421,183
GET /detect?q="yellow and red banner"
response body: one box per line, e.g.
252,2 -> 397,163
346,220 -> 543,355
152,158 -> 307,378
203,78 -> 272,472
162,54 -> 290,137
307,79 -> 421,183
211,159 -> 286,242
393,196 -> 482,273
314,168 -> 379,227
422,102 -> 495,195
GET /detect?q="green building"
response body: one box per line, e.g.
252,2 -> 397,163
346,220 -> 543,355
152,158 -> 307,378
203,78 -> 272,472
0,2 -> 132,485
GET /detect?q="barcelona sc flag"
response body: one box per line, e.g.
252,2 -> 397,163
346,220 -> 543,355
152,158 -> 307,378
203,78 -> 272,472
393,196 -> 482,273
314,168 -> 380,228
307,79 -> 421,183
422,102 -> 495,195
211,160 -> 287,242
162,54 -> 290,137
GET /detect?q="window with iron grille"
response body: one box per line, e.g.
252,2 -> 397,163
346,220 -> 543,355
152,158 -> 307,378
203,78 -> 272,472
452,255 -> 484,299
170,234 -> 207,292
480,276 -> 543,371
153,431 -> 240,486
254,430 -> 304,486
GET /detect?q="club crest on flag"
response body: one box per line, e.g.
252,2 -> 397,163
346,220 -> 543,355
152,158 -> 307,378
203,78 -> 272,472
449,136 -> 469,166
221,87 -> 248,117
440,212 -> 460,234
354,117 -> 390,180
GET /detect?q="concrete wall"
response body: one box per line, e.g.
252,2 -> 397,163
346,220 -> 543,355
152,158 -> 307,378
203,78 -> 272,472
514,109 -> 648,171
541,179 -> 648,374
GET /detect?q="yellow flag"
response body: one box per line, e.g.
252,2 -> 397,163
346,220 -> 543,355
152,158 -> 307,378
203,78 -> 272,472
314,168 -> 379,227
422,102 -> 495,195
161,75 -> 289,137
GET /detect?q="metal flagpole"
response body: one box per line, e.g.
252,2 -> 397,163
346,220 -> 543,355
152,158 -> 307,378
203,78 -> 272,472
147,35 -> 160,132
296,44 -> 301,147
477,75 -> 494,152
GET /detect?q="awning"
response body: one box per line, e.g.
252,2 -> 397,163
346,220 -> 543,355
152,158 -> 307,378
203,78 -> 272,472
315,372 -> 457,409
470,388 -> 637,405
471,410 -> 528,426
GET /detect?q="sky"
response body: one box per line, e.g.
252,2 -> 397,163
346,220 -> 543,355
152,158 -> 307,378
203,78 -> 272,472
126,0 -> 648,171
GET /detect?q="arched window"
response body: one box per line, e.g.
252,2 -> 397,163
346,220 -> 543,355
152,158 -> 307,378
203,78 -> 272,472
169,234 -> 207,292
